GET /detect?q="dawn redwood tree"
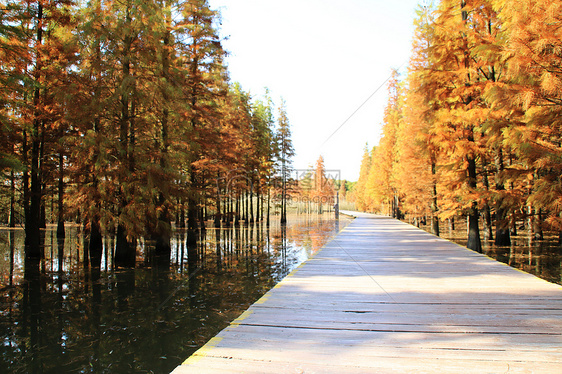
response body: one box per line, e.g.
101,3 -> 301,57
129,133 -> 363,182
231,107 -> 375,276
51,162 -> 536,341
354,144 -> 371,211
250,94 -> 276,222
275,100 -> 294,225
12,0 -> 77,257
492,0 -> 562,241
462,0 -> 512,245
70,0 -> 170,266
180,0 -> 227,244
0,1 -> 27,228
365,70 -> 402,216
312,155 -> 335,213
425,0 -> 497,252
402,2 -> 440,235
68,0 -> 113,267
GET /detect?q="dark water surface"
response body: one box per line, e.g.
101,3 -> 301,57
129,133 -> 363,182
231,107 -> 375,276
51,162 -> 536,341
0,214 -> 352,374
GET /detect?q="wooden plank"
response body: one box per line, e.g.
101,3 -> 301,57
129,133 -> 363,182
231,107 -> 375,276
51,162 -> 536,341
171,212 -> 562,373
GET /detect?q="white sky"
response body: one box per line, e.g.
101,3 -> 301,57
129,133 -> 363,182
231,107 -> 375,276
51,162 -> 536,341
208,0 -> 422,181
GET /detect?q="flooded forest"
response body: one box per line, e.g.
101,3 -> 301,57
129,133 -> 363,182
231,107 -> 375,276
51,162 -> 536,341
0,0 -> 349,372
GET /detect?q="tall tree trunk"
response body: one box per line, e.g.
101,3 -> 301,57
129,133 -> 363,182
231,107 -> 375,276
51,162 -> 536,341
256,182 -> 261,223
249,181 -> 254,224
431,161 -> 440,236
153,13 -> 172,259
494,149 -> 510,245
23,129 -> 29,230
9,170 -> 16,228
89,218 -> 103,268
267,187 -> 270,227
481,158 -> 493,240
26,2 -> 44,258
244,190 -> 249,224
57,151 -> 65,238
115,223 -> 136,267
281,162 -> 287,225
534,208 -> 544,240
215,174 -> 221,228
187,165 -> 199,246
467,158 -> 482,253
115,15 -> 137,265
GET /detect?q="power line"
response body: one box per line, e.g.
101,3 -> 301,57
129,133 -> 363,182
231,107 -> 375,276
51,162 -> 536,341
319,63 -> 406,149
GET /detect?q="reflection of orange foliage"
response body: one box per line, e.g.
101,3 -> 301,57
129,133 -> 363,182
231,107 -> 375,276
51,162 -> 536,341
281,214 -> 351,256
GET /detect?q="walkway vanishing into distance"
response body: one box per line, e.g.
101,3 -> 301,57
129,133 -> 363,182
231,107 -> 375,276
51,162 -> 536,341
171,212 -> 562,373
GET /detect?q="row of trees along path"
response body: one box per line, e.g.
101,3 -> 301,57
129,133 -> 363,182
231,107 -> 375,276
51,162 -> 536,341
0,0 -> 295,267
353,0 -> 562,252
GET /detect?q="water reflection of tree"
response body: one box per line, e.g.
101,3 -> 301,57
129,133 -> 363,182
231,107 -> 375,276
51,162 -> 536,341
22,249 -> 43,373
0,216 -> 347,373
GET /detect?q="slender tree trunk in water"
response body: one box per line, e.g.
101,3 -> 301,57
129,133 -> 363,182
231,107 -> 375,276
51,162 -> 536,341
494,150 -> 510,245
244,190 -> 249,224
178,198 -> 185,228
115,223 -> 135,267
40,183 -> 47,228
267,187 -> 270,227
200,206 -> 206,231
534,208 -> 544,240
235,195 -> 240,226
215,175 -> 221,228
483,205 -> 493,241
26,167 -> 41,258
431,162 -> 439,236
187,172 -> 199,247
467,158 -> 482,253
460,1 -> 481,253
495,206 -> 511,245
89,219 -> 103,268
222,195 -> 228,226
281,163 -> 287,225
57,152 -> 65,238
83,224 -> 90,269
151,16 -> 172,260
256,183 -> 261,223
153,201 -> 171,258
9,170 -> 16,227
481,158 -> 492,240
510,210 -> 517,236
26,3 -> 44,258
231,196 -> 235,224
250,188 -> 254,224
23,129 -> 30,228
114,17 -> 137,266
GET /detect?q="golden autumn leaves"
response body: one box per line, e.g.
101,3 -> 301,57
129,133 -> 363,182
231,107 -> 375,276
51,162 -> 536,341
352,0 -> 562,248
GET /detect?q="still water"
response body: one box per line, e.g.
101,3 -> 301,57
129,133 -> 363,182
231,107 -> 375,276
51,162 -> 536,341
0,214 -> 352,374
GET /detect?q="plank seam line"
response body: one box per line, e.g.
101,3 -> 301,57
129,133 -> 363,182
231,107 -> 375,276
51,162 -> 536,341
236,323 -> 562,335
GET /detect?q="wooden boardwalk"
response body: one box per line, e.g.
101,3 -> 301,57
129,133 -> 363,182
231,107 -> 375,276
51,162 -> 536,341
171,212 -> 562,373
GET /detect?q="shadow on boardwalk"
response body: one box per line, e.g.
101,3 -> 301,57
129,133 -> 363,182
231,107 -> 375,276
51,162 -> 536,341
172,212 -> 562,373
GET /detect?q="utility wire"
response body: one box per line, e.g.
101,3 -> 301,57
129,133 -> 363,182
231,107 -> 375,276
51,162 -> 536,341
319,62 -> 407,149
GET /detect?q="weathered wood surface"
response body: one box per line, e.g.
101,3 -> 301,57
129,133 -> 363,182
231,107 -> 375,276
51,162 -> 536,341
171,212 -> 562,373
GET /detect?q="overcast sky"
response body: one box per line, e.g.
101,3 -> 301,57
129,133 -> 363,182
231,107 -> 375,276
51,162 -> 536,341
208,0 -> 423,181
